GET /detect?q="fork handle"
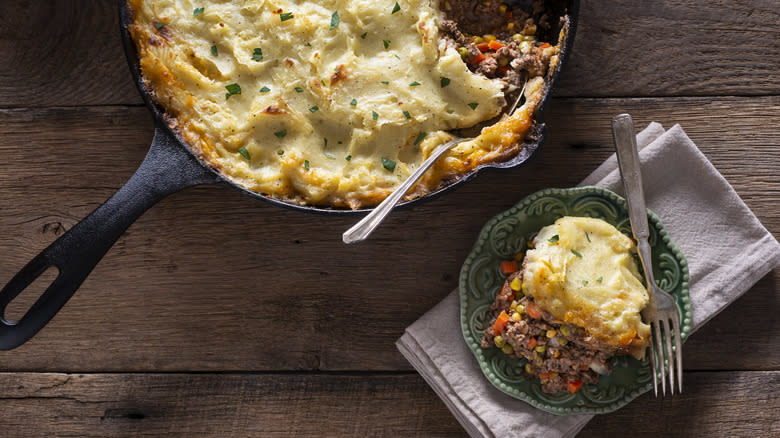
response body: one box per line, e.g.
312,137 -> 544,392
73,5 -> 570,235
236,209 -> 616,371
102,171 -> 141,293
612,114 -> 656,287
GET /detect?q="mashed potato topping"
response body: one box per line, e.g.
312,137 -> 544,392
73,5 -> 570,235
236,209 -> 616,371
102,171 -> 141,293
522,217 -> 651,357
127,0 -> 552,208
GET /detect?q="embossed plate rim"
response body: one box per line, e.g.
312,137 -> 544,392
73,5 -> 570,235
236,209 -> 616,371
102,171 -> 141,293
459,186 -> 691,415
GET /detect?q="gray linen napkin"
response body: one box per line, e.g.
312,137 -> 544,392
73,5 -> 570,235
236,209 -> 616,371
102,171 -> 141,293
396,123 -> 780,437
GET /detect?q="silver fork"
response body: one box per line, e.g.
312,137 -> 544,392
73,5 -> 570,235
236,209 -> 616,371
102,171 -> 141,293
612,113 -> 683,396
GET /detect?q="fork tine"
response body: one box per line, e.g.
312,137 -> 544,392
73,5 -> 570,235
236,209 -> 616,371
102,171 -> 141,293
648,337 -> 659,396
673,317 -> 683,393
653,321 -> 666,395
661,319 -> 675,394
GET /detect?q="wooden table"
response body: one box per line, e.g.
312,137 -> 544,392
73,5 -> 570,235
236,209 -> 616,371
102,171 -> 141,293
1,1 -> 777,436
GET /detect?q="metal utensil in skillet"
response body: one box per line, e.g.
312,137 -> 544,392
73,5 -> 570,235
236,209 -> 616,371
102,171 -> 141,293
612,113 -> 683,395
0,0 -> 578,350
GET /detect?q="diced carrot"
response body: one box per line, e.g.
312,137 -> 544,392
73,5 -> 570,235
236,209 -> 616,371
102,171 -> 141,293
488,40 -> 504,50
493,310 -> 510,333
566,380 -> 583,393
539,42 -> 551,49
527,337 -> 537,349
497,66 -> 509,75
525,301 -> 542,319
500,261 -> 518,275
476,42 -> 490,52
539,372 -> 555,379
467,52 -> 486,65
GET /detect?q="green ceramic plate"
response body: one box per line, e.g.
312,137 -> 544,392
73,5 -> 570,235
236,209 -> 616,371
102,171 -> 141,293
459,186 -> 692,415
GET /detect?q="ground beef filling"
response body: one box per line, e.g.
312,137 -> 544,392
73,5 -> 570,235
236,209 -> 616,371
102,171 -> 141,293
481,271 -> 616,394
440,0 -> 554,88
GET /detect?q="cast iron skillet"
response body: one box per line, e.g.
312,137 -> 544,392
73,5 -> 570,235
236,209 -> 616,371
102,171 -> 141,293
0,0 -> 579,350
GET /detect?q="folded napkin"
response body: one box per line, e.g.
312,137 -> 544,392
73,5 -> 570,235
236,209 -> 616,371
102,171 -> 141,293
396,123 -> 780,437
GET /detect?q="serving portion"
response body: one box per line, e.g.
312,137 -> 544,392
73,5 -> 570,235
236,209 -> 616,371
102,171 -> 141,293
481,216 -> 651,394
460,187 -> 691,414
126,0 -> 571,209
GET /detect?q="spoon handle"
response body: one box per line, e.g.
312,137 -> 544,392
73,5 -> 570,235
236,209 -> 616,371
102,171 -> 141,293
342,138 -> 465,244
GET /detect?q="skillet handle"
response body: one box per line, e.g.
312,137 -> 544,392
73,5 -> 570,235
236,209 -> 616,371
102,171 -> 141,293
0,127 -> 218,350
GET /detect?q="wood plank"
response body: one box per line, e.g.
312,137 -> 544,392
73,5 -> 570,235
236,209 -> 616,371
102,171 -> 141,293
0,371 -> 776,437
0,96 -> 777,372
0,0 -> 778,108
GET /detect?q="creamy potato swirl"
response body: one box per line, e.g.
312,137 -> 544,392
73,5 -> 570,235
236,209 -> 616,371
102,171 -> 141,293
128,0 -> 551,208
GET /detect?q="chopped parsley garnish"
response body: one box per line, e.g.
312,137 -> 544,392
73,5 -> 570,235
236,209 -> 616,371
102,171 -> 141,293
394,54 -> 401,60
350,98 -> 357,106
548,234 -> 559,243
583,280 -> 589,285
304,42 -> 312,47
596,276 -> 603,283
585,232 -> 591,242
225,83 -> 241,99
294,86 -> 304,93
361,32 -> 368,39
259,86 -> 270,93
274,130 -> 287,139
252,48 -> 263,61
154,22 -> 165,30
467,102 -> 479,110
409,81 -> 421,87
323,138 -> 328,146
372,111 -> 379,120
325,152 -> 336,159
304,160 -> 310,170
381,81 -> 389,85
210,45 -> 218,56
413,131 -> 427,145
309,105 -> 319,112
280,12 -> 294,21
440,77 -> 451,88
402,110 -> 411,119
330,11 -> 340,30
383,40 -> 390,49
345,155 -> 352,161
238,147 -> 250,160
193,7 -> 204,16
382,157 -> 396,172
571,249 -> 583,258
392,2 -> 401,14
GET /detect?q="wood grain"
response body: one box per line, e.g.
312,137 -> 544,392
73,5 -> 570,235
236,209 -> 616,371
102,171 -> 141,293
0,371 -> 776,437
0,0 -> 778,108
0,97 -> 776,372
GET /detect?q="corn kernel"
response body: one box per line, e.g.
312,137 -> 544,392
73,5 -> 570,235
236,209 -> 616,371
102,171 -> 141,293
557,337 -> 568,346
512,33 -> 523,41
510,277 -> 522,292
511,312 -> 522,321
472,36 -> 483,44
506,22 -> 515,31
560,325 -> 572,336
524,24 -> 537,35
509,300 -> 518,310
498,4 -> 508,13
515,304 -> 525,314
524,363 -> 534,374
534,345 -> 546,353
444,1 -> 452,10
498,57 -> 509,67
501,344 -> 514,355
554,350 -> 561,358
494,335 -> 505,347
546,329 -> 557,338
483,34 -> 496,42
